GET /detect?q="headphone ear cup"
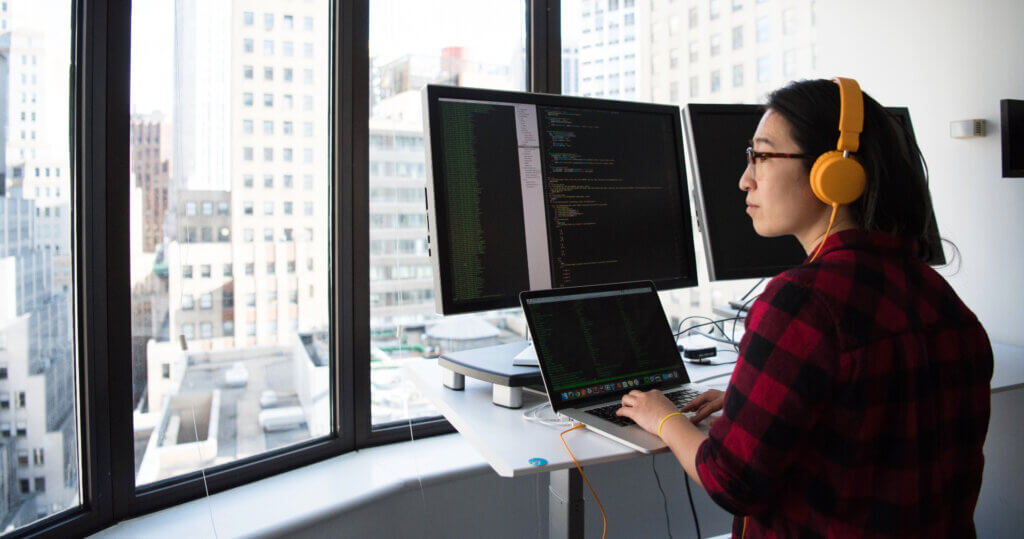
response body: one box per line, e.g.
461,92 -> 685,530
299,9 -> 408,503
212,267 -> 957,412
809,151 -> 866,205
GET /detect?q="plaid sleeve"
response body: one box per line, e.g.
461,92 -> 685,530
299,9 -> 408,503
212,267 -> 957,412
695,274 -> 837,516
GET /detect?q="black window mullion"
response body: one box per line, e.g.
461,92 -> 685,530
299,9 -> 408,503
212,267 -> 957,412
335,0 -> 359,450
531,0 -> 562,94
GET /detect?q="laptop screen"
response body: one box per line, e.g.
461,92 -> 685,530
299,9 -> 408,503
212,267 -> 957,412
521,282 -> 690,412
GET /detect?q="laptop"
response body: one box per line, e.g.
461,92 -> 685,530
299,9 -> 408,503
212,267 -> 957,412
519,281 -> 708,453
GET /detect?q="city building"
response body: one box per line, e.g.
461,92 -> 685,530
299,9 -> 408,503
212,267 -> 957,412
643,0 -> 819,104
130,113 -> 172,254
576,0 -> 640,99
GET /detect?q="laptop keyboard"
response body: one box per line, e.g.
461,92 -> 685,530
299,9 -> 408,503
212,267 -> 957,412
586,388 -> 701,427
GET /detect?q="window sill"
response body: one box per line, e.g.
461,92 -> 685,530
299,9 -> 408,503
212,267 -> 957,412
92,433 -> 488,538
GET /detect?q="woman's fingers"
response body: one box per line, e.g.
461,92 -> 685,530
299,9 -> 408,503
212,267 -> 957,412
680,394 -> 706,412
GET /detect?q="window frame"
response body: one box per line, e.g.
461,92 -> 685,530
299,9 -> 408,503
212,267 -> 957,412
21,0 -> 561,535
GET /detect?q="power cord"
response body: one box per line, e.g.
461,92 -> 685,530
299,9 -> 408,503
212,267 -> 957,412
522,401 -> 577,428
560,424 -> 607,539
651,456 -> 675,539
684,475 -> 702,539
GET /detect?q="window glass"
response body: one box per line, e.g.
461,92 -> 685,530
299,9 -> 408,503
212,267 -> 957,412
368,0 -> 527,425
0,0 -> 80,531
130,0 -> 331,486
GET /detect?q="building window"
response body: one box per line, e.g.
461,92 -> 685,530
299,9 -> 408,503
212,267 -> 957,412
264,201 -> 274,216
732,26 -> 743,50
266,262 -> 276,275
264,66 -> 273,81
181,295 -> 194,311
264,174 -> 274,188
710,34 -> 721,56
710,70 -> 721,93
247,293 -> 256,307
783,49 -> 797,77
185,201 -> 197,216
783,8 -> 797,35
223,321 -> 235,336
245,263 -> 255,276
732,0 -> 743,11
263,39 -> 274,55
223,291 -> 234,308
689,76 -> 699,98
161,363 -> 170,379
182,265 -> 193,279
181,324 -> 195,340
709,0 -> 720,20
224,263 -> 233,277
243,119 -> 254,134
263,228 -> 274,241
243,65 -> 253,79
33,448 -> 44,466
688,42 -> 698,64
200,264 -> 211,278
688,7 -> 698,29
243,11 -> 254,26
756,16 -> 770,43
243,174 -> 254,188
669,48 -> 680,69
757,56 -> 771,82
244,228 -> 254,242
669,81 -> 679,103
243,38 -> 254,53
263,13 -> 273,29
733,63 -> 744,87
200,322 -> 213,339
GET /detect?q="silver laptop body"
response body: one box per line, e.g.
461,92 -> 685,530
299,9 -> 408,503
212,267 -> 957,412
520,281 -> 707,454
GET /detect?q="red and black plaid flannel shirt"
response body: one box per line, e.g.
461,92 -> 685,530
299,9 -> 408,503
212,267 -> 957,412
695,229 -> 993,538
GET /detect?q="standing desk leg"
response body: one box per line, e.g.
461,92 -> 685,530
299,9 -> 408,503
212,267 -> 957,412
549,468 -> 584,539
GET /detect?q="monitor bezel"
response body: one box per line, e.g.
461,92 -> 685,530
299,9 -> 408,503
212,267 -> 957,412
424,84 -> 699,315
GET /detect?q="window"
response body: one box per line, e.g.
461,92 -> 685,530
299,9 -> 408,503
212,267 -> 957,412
283,41 -> 294,56
264,13 -> 273,30
247,293 -> 257,307
244,174 -> 254,188
710,34 -> 721,56
181,324 -> 195,340
243,119 -> 254,134
245,263 -> 255,276
264,174 -> 274,188
199,293 -> 213,310
757,56 -> 771,82
784,49 -> 797,77
783,8 -> 797,35
284,15 -> 293,29
264,228 -> 274,241
733,63 -> 745,87
710,70 -> 721,93
200,264 -> 211,278
182,265 -> 193,278
243,65 -> 253,79
224,263 -> 233,277
284,121 -> 294,135
263,39 -> 274,55
201,201 -> 214,216
264,201 -> 274,215
732,26 -> 744,50
200,322 -> 213,339
284,201 -> 293,215
690,76 -> 700,98
688,7 -> 698,29
243,92 -> 254,107
243,38 -> 254,53
223,321 -> 235,336
185,201 -> 197,216
243,11 -> 254,26
688,41 -> 698,63
304,201 -> 314,216
669,48 -> 680,69
709,0 -> 720,20
181,295 -> 194,311
732,0 -> 743,11
267,262 -> 276,275
756,16 -> 770,43
284,68 -> 293,82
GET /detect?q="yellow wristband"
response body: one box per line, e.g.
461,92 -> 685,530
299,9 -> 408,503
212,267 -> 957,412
657,412 -> 685,437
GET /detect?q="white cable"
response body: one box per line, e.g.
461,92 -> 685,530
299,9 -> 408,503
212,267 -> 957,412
191,407 -> 219,539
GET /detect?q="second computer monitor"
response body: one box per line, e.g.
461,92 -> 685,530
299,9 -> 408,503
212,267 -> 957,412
684,103 -> 945,282
423,85 -> 699,315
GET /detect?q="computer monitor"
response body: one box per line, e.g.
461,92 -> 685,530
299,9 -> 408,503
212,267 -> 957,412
683,104 -> 945,282
423,85 -> 699,315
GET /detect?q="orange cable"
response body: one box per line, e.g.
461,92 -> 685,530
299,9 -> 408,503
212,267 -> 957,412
559,424 -> 607,539
809,203 -> 839,263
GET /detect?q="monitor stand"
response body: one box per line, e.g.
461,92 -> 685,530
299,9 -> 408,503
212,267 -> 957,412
438,340 -> 544,409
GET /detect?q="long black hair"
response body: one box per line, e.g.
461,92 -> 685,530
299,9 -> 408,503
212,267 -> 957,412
766,79 -> 942,263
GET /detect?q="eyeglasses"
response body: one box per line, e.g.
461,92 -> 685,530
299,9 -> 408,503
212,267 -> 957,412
745,146 -> 809,174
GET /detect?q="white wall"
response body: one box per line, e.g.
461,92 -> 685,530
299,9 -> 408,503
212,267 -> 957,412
816,0 -> 1024,346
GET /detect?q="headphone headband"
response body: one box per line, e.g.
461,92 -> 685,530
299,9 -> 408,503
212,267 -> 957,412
833,77 -> 863,153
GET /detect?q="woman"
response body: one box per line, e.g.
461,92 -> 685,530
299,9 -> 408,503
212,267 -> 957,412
615,79 -> 993,537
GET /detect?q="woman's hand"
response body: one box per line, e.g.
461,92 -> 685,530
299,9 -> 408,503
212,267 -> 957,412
680,389 -> 725,424
616,390 -> 679,436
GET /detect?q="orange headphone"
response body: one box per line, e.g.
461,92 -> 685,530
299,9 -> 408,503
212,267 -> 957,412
807,77 -> 866,262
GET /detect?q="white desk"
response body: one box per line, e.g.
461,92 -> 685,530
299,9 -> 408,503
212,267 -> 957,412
404,356 -> 734,537
407,342 -> 1023,538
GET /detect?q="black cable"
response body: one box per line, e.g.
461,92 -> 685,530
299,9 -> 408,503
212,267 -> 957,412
738,278 -> 767,302
651,457 -> 674,539
684,475 -> 702,539
673,316 -> 743,338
